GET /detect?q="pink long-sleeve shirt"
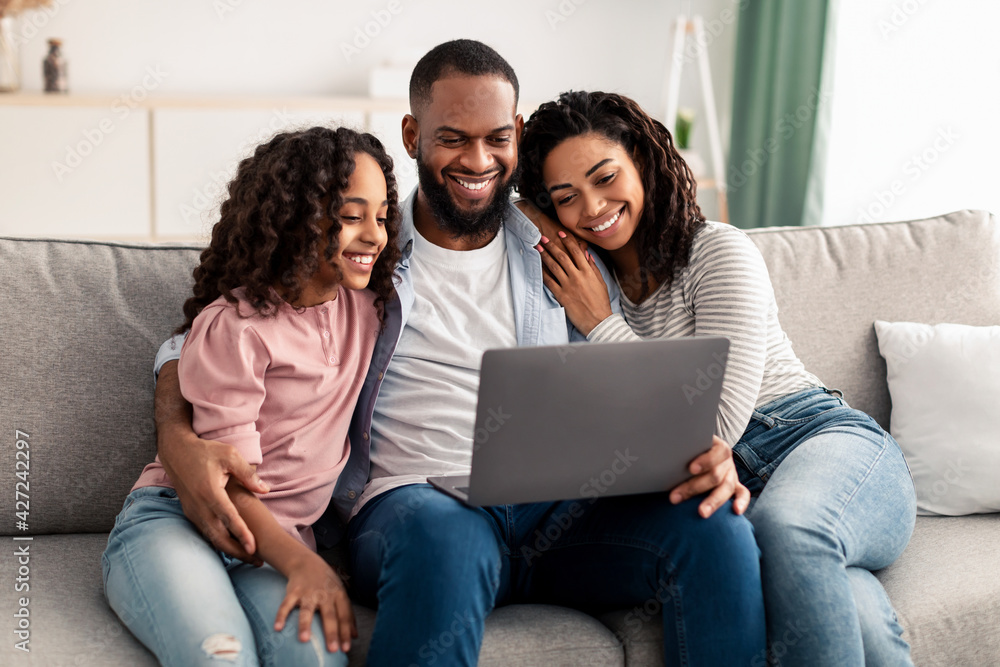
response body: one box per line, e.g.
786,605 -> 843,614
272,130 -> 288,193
133,286 -> 379,550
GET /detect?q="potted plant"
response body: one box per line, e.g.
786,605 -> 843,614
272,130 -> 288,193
674,107 -> 707,178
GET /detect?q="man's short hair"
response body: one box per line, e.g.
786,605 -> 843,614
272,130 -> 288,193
409,39 -> 520,116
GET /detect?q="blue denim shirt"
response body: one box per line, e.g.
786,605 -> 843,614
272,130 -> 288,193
154,188 -> 622,548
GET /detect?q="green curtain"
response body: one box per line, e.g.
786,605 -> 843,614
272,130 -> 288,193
728,0 -> 835,228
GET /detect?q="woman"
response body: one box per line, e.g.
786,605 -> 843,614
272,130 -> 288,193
517,91 -> 917,666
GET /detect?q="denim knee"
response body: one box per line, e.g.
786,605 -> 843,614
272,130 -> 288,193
258,618 -> 348,667
661,499 -> 761,578
750,501 -> 840,559
386,498 -> 498,561
351,486 -> 503,602
684,499 -> 758,550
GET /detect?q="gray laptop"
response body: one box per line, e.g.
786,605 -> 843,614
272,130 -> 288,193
427,336 -> 729,506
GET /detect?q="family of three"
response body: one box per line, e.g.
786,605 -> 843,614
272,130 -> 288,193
101,39 -> 916,666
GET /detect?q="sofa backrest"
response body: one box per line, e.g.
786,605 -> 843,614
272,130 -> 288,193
746,209 -> 1000,429
0,238 -> 203,535
1,210 -> 998,535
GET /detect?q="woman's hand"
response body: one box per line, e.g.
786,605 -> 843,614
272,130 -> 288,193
275,552 -> 357,654
669,436 -> 751,518
536,232 -> 613,336
515,199 -> 588,253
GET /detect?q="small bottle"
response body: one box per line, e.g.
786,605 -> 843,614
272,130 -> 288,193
43,39 -> 68,94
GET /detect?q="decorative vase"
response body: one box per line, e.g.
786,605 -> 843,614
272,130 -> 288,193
43,38 -> 66,93
0,16 -> 20,93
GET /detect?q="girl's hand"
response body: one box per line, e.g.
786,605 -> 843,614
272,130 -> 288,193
668,436 -> 751,518
536,232 -> 613,336
275,552 -> 357,654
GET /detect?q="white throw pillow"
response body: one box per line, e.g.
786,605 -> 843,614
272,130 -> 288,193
873,320 -> 1000,516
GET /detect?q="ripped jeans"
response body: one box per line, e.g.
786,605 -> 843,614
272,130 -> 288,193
102,486 -> 348,667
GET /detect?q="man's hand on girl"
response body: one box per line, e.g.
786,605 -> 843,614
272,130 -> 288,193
669,436 -> 751,518
163,432 -> 269,564
536,231 -> 613,336
275,553 -> 357,654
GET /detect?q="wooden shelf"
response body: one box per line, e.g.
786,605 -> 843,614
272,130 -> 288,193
0,92 -> 412,112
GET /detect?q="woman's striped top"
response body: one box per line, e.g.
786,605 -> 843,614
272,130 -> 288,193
587,221 -> 824,446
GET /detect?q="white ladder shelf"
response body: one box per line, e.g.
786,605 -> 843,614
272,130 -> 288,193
663,15 -> 730,224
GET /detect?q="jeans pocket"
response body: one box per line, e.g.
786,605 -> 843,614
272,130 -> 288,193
770,404 -> 845,426
748,409 -> 775,429
764,390 -> 848,426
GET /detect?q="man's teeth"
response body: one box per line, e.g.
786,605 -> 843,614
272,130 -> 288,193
346,254 -> 373,265
590,210 -> 621,232
455,177 -> 491,191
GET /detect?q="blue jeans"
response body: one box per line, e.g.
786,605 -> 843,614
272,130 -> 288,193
733,387 -> 917,666
101,486 -> 348,667
348,484 -> 766,666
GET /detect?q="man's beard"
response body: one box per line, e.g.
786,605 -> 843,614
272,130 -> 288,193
416,149 -> 516,242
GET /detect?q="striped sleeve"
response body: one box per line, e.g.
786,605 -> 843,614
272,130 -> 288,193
686,227 -> 771,445
587,313 -> 643,343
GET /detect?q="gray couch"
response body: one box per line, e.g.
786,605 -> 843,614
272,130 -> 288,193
1,209 -> 998,666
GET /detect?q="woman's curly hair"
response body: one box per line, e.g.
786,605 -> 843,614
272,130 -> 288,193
517,91 -> 706,300
177,126 -> 401,333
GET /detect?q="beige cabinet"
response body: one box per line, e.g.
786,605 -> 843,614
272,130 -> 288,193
0,95 -> 409,241
0,103 -> 151,239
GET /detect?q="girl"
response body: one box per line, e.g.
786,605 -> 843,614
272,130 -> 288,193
517,92 -> 917,666
102,126 -> 401,667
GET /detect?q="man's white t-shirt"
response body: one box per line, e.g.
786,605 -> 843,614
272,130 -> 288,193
353,225 -> 516,516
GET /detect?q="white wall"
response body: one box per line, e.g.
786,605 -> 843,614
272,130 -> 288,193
821,0 -> 1000,226
11,0 -> 737,223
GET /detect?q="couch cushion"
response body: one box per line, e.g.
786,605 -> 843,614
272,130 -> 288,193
0,237 -> 203,535
0,533 -> 625,666
873,320 -> 1000,516
876,514 -> 1000,665
746,210 -> 1000,429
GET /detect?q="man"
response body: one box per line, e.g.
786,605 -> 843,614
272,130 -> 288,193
154,40 -> 764,666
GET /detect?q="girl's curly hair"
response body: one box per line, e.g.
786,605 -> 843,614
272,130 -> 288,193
517,91 -> 706,300
177,126 -> 401,333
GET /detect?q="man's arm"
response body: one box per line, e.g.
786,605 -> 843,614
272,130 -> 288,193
154,360 -> 270,561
